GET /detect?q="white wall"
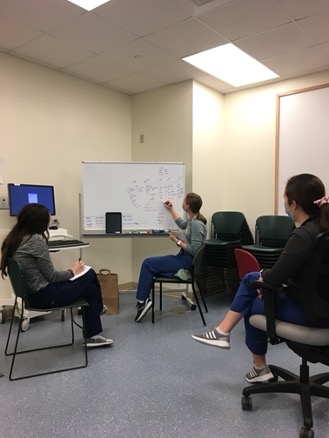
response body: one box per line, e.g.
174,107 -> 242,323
0,52 -> 132,298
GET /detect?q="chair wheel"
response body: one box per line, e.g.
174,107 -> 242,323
20,318 -> 30,332
191,304 -> 197,310
181,294 -> 186,301
241,395 -> 252,410
300,426 -> 314,438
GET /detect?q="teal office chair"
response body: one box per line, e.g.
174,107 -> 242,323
241,232 -> 329,438
5,258 -> 89,381
204,211 -> 254,295
242,215 -> 295,268
151,246 -> 208,326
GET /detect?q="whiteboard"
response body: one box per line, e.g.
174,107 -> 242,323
276,84 -> 329,214
82,161 -> 185,231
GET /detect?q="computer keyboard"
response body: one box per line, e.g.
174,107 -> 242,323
48,239 -> 88,248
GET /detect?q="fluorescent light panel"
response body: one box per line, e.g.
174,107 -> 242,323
183,43 -> 278,87
67,0 -> 110,11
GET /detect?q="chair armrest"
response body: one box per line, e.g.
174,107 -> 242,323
249,280 -> 282,345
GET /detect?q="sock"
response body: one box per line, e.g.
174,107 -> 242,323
254,363 -> 267,370
216,327 -> 229,336
138,300 -> 144,304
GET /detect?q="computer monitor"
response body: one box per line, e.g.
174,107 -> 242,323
7,183 -> 56,216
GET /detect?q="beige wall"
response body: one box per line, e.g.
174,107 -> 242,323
131,81 -> 194,281
220,70 -> 329,231
0,52 -> 132,297
2,50 -> 329,299
192,82 -> 224,235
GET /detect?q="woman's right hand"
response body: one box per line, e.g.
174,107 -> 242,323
71,259 -> 85,275
163,200 -> 173,209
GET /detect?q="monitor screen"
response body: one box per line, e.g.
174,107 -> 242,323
8,183 -> 56,216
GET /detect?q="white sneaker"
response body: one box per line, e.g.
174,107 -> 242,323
84,335 -> 113,348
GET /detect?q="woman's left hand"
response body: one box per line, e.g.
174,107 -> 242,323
168,232 -> 177,243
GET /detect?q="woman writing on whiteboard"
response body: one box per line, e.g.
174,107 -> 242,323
1,203 -> 113,348
135,192 -> 207,322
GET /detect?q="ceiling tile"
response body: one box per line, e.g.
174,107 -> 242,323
12,34 -> 93,68
237,23 -> 315,60
297,10 -> 329,45
95,0 -> 191,36
64,55 -> 134,82
0,15 -> 42,50
0,0 -> 82,32
106,72 -> 167,94
103,39 -> 176,71
196,74 -> 234,92
264,45 -> 329,76
144,17 -> 227,57
142,59 -> 207,83
49,12 -> 137,54
172,0 -> 235,16
199,0 -> 292,40
276,0 -> 329,20
1,0 -> 329,94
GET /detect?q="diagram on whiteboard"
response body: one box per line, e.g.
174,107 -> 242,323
82,162 -> 185,231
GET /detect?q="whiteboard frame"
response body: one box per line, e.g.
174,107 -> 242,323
81,161 -> 186,232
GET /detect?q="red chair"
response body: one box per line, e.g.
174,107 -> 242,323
234,248 -> 261,280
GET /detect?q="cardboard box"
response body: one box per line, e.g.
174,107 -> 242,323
97,271 -> 119,315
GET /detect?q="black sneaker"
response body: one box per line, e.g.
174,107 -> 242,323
135,298 -> 152,322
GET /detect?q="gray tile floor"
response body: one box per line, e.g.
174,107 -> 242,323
0,291 -> 328,438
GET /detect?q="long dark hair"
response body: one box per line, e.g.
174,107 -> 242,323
186,192 -> 207,225
285,173 -> 329,231
1,204 -> 50,279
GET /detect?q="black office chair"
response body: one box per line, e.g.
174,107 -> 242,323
242,215 -> 295,268
204,211 -> 254,295
5,258 -> 89,381
241,232 -> 329,438
151,246 -> 208,326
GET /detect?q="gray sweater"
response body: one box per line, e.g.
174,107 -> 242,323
13,234 -> 72,293
175,217 -> 207,255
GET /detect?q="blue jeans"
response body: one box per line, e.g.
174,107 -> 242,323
231,272 -> 329,355
136,251 -> 193,302
27,269 -> 103,338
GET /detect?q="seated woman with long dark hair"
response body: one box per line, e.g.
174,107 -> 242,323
1,203 -> 113,348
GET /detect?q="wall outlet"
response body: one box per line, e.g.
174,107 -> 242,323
0,196 -> 9,209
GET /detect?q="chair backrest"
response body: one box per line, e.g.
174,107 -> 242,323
7,258 -> 28,300
191,245 -> 205,278
301,232 -> 329,322
256,215 -> 295,248
234,248 -> 261,280
212,211 -> 254,244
